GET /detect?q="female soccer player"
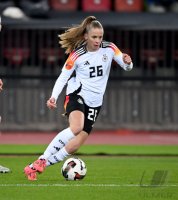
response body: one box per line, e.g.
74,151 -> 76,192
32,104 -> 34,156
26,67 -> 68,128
0,78 -> 11,173
24,16 -> 133,180
0,18 -> 11,173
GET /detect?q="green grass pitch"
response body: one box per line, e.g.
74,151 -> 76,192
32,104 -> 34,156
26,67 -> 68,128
0,145 -> 178,200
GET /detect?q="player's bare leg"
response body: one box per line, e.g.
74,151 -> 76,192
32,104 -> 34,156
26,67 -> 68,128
65,131 -> 89,154
24,110 -> 85,180
46,131 -> 88,166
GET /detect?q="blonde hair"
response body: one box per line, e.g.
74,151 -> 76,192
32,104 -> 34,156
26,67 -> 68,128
59,16 -> 103,54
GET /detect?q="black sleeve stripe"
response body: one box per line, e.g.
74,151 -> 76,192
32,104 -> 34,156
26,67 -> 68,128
101,41 -> 112,48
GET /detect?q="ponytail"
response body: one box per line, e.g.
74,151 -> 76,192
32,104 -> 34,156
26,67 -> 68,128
59,16 -> 103,54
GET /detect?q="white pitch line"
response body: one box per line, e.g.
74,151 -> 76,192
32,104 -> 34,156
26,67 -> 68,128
0,184 -> 177,187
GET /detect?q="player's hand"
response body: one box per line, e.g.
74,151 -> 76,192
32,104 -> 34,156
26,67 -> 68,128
0,79 -> 3,92
123,53 -> 132,65
47,97 -> 57,109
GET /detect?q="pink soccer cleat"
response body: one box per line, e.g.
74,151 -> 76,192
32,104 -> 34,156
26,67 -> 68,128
24,165 -> 37,181
33,159 -> 46,173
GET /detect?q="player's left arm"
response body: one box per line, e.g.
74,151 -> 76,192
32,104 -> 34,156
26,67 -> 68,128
122,53 -> 133,71
110,43 -> 133,71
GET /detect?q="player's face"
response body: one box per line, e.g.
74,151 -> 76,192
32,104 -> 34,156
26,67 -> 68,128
85,27 -> 103,52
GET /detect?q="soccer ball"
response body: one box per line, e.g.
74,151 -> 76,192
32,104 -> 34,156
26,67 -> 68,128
61,157 -> 87,180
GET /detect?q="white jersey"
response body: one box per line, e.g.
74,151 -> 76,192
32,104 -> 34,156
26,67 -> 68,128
51,41 -> 133,107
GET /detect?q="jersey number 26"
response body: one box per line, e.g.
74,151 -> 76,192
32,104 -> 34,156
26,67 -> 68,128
89,65 -> 103,78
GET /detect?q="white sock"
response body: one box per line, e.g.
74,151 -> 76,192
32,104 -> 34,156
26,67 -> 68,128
39,128 -> 75,160
46,147 -> 70,166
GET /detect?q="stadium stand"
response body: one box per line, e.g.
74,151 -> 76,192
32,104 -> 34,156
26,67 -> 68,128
114,0 -> 143,12
49,0 -> 78,11
81,0 -> 111,12
1,0 -> 178,131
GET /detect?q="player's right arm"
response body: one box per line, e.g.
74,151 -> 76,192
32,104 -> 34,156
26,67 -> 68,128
47,52 -> 77,109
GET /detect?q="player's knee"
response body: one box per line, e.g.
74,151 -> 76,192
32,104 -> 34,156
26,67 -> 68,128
70,124 -> 83,135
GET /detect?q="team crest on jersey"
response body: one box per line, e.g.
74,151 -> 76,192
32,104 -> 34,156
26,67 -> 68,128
77,98 -> 83,104
102,54 -> 108,62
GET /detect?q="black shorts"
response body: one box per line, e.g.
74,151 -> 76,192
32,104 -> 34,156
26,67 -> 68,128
64,93 -> 101,134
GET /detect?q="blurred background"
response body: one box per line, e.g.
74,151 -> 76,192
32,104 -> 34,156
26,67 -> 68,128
0,0 -> 178,132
